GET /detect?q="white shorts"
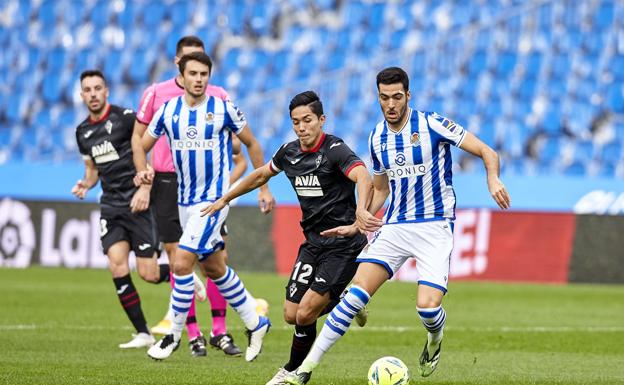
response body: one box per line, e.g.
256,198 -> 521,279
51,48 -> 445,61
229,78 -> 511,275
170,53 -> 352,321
356,220 -> 454,293
178,202 -> 229,260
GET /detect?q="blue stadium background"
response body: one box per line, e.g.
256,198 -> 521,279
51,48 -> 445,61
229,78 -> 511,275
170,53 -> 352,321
0,0 -> 622,209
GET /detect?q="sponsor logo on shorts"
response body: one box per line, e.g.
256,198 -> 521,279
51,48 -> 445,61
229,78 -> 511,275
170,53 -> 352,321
138,243 -> 151,251
314,276 -> 327,283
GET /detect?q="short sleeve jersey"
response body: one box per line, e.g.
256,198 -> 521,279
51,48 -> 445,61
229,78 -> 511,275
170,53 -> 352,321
369,108 -> 466,223
270,133 -> 366,235
75,105 -> 138,207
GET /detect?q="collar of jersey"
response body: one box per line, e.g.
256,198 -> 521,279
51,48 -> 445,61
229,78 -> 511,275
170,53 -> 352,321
181,95 -> 209,110
386,107 -> 412,135
300,132 -> 326,153
88,104 -> 111,124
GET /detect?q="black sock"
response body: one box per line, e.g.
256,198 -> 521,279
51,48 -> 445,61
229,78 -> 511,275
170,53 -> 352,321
186,315 -> 197,326
156,264 -> 170,283
284,322 -> 317,371
113,275 -> 149,334
320,298 -> 340,317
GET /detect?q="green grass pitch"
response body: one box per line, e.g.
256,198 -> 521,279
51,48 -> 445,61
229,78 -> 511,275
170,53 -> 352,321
1,267 -> 623,384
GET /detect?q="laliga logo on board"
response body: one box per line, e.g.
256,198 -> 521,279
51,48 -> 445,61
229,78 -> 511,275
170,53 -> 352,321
0,198 -> 35,268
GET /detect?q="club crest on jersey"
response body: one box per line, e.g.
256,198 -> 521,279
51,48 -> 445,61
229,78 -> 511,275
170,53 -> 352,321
395,152 -> 406,166
315,153 -> 323,168
410,132 -> 421,147
206,112 -> 214,124
441,118 -> 457,132
186,126 -> 198,139
105,120 -> 112,135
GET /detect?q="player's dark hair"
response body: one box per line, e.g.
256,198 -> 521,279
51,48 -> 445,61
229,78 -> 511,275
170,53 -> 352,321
376,67 -> 409,91
176,35 -> 205,55
79,69 -> 107,86
178,51 -> 213,75
289,91 -> 324,117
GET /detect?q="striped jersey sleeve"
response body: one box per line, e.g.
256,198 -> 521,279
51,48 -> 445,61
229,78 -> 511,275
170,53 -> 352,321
427,112 -> 466,147
223,101 -> 246,135
147,103 -> 168,138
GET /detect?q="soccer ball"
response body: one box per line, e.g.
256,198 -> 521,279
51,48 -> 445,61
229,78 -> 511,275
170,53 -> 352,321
368,356 -> 410,385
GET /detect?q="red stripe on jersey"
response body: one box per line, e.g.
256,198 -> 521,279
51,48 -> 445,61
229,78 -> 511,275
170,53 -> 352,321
301,133 -> 326,153
88,104 -> 111,124
345,161 -> 365,177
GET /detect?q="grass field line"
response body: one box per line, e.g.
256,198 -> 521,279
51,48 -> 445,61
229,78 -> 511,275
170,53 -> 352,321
1,324 -> 623,333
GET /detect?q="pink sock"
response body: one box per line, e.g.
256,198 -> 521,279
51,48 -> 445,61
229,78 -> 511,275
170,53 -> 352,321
206,278 -> 227,336
168,271 -> 175,289
185,296 -> 201,340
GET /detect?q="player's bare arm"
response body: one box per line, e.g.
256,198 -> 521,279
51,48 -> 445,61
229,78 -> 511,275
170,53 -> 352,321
229,136 -> 248,185
134,133 -> 158,186
459,132 -> 511,209
201,162 -> 277,217
131,120 -> 149,172
320,165 -> 378,237
236,124 -> 276,213
71,158 -> 99,199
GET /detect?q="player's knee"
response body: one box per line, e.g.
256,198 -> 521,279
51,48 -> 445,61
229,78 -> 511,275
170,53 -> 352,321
108,261 -> 128,277
172,260 -> 193,275
137,268 -> 158,283
417,297 -> 442,309
283,307 -> 297,325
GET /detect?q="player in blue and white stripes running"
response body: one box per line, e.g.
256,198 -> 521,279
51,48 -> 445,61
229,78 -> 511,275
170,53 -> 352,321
286,67 -> 511,384
134,51 -> 275,362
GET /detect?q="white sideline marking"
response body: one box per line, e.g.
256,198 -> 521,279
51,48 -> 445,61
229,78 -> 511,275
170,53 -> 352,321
1,324 -> 623,333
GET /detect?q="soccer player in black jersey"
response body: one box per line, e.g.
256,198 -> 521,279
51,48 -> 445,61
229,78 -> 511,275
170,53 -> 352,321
72,70 -> 170,349
201,91 -> 373,384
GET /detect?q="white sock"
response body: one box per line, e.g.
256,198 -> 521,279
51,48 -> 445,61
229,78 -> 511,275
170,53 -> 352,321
169,273 -> 194,341
213,266 -> 259,330
304,285 -> 370,366
417,306 -> 446,350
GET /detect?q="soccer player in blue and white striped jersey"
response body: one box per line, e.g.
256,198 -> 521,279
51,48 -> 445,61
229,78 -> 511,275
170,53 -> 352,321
134,51 -> 275,362
286,67 -> 511,384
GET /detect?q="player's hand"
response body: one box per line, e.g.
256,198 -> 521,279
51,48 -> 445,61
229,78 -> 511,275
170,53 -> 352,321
320,223 -> 361,238
130,185 -> 150,213
200,198 -> 227,217
488,176 -> 511,210
134,169 -> 154,186
258,188 -> 275,214
71,180 -> 89,199
356,208 -> 383,232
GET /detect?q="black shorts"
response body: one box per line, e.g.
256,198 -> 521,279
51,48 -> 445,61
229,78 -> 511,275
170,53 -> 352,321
285,235 -> 366,303
151,172 -> 183,243
100,205 -> 159,258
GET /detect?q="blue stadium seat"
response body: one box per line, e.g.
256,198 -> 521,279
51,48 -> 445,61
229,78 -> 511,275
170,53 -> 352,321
601,142 -> 622,166
573,141 -> 594,163
495,51 -> 517,77
142,2 -> 166,30
42,73 -> 62,104
563,161 -> 586,176
90,1 -> 110,29
170,1 -> 191,29
38,0 -> 57,28
540,137 -> 562,165
595,2 -> 614,30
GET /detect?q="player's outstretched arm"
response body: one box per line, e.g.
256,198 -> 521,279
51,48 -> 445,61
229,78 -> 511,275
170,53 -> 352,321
459,132 -> 511,209
201,162 -> 277,217
358,173 -> 389,232
71,159 -> 99,199
236,125 -> 275,213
